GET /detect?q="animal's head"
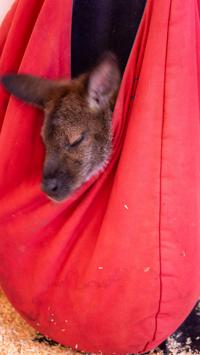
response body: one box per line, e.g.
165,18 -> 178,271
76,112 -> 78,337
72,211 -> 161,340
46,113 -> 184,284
1,53 -> 120,201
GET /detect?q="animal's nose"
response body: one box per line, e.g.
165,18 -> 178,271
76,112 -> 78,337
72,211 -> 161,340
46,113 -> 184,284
42,177 -> 59,194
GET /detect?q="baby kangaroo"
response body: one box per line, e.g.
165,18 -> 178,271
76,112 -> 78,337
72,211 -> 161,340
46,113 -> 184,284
1,53 -> 120,201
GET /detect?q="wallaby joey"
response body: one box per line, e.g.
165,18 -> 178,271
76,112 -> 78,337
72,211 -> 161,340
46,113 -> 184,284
1,53 -> 120,201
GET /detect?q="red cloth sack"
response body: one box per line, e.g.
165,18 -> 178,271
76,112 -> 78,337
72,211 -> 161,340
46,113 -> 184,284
0,0 -> 200,353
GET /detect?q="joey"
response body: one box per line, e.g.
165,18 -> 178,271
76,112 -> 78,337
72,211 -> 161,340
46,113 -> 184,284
1,53 -> 120,201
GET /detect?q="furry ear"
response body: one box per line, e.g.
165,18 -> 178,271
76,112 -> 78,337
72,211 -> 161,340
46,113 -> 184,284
87,52 -> 120,111
1,73 -> 63,109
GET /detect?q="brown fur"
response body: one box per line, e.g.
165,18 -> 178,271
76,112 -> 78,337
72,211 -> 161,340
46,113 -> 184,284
1,53 -> 120,201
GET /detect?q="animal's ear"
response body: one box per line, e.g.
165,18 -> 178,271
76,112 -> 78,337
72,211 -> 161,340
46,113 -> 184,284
1,73 -> 63,109
87,52 -> 121,111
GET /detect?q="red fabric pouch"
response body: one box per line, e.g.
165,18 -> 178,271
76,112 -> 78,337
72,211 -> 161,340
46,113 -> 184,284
0,1 -> 200,353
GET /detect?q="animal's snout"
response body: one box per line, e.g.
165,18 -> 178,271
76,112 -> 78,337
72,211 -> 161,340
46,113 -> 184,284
42,167 -> 72,201
42,177 -> 59,194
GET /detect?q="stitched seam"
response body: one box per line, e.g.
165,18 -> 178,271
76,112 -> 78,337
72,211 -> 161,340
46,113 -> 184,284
143,0 -> 172,352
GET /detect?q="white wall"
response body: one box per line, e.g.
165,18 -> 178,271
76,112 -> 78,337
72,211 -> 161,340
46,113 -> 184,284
0,0 -> 15,24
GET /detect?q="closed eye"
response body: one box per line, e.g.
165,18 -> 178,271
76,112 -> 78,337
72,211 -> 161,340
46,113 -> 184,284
68,131 -> 87,148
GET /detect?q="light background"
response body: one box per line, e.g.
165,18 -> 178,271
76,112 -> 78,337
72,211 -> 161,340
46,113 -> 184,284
0,0 -> 15,24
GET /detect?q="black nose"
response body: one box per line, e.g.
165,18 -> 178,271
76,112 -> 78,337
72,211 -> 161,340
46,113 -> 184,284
42,177 -> 59,194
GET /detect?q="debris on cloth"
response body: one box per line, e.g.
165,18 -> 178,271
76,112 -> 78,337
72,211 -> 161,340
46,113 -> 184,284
0,289 -> 199,354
